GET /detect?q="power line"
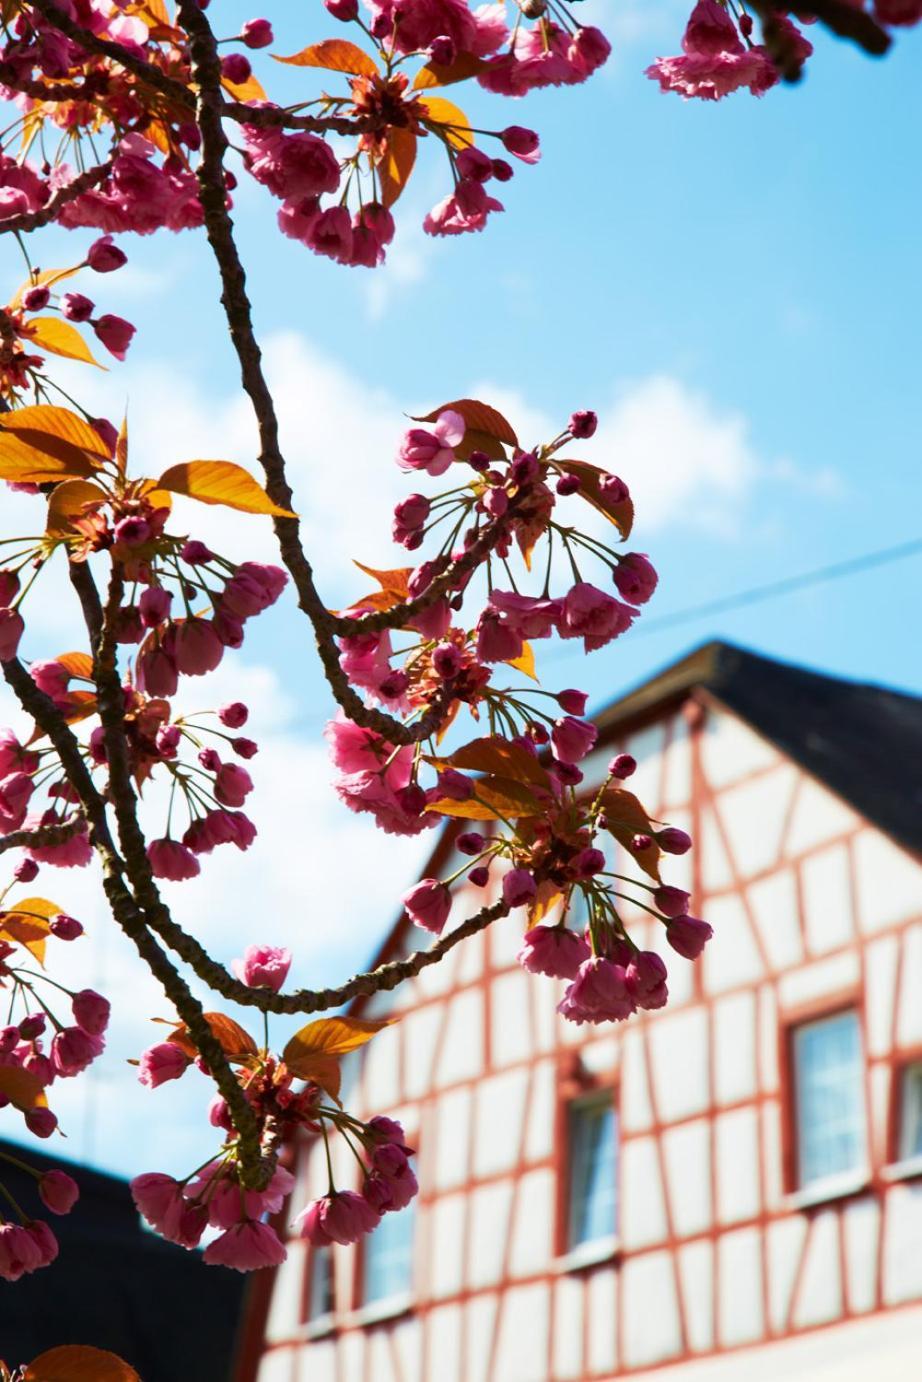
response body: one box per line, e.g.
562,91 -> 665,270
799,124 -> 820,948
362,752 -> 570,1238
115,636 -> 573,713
634,534 -> 922,637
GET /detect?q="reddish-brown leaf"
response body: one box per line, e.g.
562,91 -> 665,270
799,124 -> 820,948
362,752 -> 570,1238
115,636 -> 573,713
435,735 -> 549,787
600,786 -> 662,881
427,774 -> 543,821
25,1346 -> 140,1382
555,458 -> 634,540
168,1012 -> 259,1063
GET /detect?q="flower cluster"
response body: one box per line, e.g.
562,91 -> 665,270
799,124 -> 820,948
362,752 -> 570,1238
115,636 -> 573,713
646,0 -> 813,99
0,875 -> 95,1280
0,237 -> 134,406
132,948 -> 416,1270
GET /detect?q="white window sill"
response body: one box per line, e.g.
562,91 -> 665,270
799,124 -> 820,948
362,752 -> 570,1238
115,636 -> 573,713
349,1292 -> 413,1328
883,1153 -> 922,1183
555,1235 -> 620,1273
785,1168 -> 870,1210
301,1313 -> 336,1341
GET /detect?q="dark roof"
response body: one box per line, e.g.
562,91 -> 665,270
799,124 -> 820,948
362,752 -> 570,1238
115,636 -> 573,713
0,1140 -> 245,1380
595,639 -> 922,857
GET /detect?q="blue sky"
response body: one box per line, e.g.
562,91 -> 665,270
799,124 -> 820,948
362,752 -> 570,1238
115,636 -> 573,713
3,3 -> 921,1178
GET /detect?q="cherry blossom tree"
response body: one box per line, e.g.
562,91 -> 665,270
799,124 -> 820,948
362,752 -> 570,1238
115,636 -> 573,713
0,0 -> 913,1369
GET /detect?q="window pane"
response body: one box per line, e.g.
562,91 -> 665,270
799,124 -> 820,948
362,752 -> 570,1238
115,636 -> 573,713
568,1094 -> 617,1247
794,1010 -> 865,1187
363,1201 -> 416,1305
899,1062 -> 922,1161
306,1245 -> 334,1321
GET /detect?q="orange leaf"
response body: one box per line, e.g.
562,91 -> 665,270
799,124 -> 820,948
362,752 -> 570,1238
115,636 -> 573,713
378,127 -> 417,209
0,1066 -> 47,1112
168,1012 -> 259,1064
116,415 -> 129,475
600,786 -> 661,881
351,562 -> 411,599
416,94 -> 473,150
288,1053 -> 342,1102
555,458 -> 634,541
427,774 -> 543,821
56,651 -> 93,680
0,406 -> 106,483
46,480 -> 107,537
221,71 -> 268,102
528,881 -> 564,924
22,317 -> 105,368
412,52 -> 490,89
413,398 -> 517,460
435,735 -> 549,787
25,1346 -> 140,1382
505,640 -> 537,681
9,265 -> 81,310
273,39 -> 379,76
157,461 -> 295,517
282,1015 -> 391,1071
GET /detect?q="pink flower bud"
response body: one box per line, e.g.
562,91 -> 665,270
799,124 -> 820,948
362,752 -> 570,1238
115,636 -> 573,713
403,878 -> 451,934
436,768 -> 474,801
14,858 -> 39,883
654,885 -> 690,918
558,957 -> 635,1026
600,472 -> 629,503
61,291 -> 94,322
457,831 -> 484,856
666,915 -> 712,960
613,552 -> 658,606
24,1106 -> 57,1139
139,586 -> 172,627
92,313 -> 136,360
221,52 -> 252,84
180,538 -> 213,565
240,17 -> 273,47
22,285 -> 50,311
433,641 -> 463,680
0,608 -> 24,662
456,146 -> 494,183
38,1170 -> 79,1215
214,763 -> 253,808
232,736 -> 258,759
608,753 -> 636,780
502,868 -> 536,908
72,989 -> 110,1036
50,912 -> 82,940
557,688 -> 588,716
325,0 -> 358,18
18,1013 -> 45,1040
572,846 -> 605,878
551,716 -> 598,765
428,33 -> 455,63
658,827 -> 692,855
631,833 -> 653,853
138,1041 -> 192,1088
147,838 -> 200,881
569,409 -> 598,439
501,125 -> 540,161
86,235 -> 127,272
231,944 -> 291,992
218,701 -> 249,728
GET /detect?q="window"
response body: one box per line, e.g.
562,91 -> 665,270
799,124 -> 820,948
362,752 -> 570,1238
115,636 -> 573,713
305,1245 -> 334,1323
567,1092 -> 618,1248
362,1200 -> 416,1307
793,1009 -> 865,1188
898,1061 -> 922,1162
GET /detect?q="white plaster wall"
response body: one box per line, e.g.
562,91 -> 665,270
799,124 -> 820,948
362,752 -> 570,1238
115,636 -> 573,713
663,1119 -> 712,1238
678,1238 -> 714,1354
552,1274 -> 583,1380
649,1008 -> 710,1123
713,990 -> 757,1104
714,1106 -> 760,1224
621,1135 -> 668,1249
621,1249 -> 683,1368
587,1266 -> 618,1375
855,831 -> 922,934
748,869 -> 803,972
792,1210 -> 841,1327
493,1282 -> 550,1381
467,1179 -> 514,1289
473,1068 -> 529,1178
701,709 -> 777,789
434,987 -> 484,1088
265,1240 -> 306,1343
801,842 -> 853,955
718,1226 -> 764,1346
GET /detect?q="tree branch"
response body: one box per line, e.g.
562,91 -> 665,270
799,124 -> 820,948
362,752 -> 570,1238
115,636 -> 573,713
0,814 -> 84,859
0,161 -> 113,238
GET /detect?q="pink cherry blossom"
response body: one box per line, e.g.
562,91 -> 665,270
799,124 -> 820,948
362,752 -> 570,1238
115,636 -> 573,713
502,867 -> 537,908
397,409 -> 466,476
38,1170 -> 80,1214
518,924 -> 590,979
203,1219 -> 287,1271
148,837 -> 201,881
403,878 -> 452,934
560,581 -> 635,652
558,956 -> 637,1025
138,1042 -> 192,1088
232,944 -> 291,991
298,1190 -> 380,1245
613,553 -> 658,605
71,989 -> 110,1036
